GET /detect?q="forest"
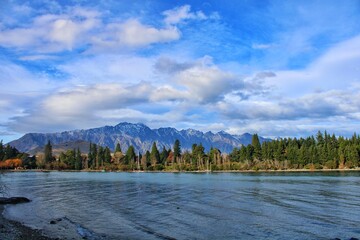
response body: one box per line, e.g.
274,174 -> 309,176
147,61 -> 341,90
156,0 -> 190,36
0,131 -> 359,171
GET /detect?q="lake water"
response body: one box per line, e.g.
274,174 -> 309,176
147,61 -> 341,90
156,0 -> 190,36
1,171 -> 360,239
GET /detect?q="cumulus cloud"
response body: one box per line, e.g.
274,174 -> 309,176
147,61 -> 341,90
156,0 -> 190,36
154,57 -> 194,74
0,7 -> 100,52
6,55 -> 257,133
163,5 -> 207,25
0,4 -> 214,54
93,19 -> 180,49
8,81 -> 188,132
219,89 -> 360,123
156,56 -> 248,103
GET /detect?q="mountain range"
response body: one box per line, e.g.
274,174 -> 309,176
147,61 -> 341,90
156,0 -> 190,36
8,122 -> 270,154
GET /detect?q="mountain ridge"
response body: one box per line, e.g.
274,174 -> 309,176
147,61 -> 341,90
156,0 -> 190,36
8,122 -> 271,154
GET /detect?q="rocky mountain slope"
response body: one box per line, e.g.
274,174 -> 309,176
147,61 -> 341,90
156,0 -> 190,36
9,122 -> 270,154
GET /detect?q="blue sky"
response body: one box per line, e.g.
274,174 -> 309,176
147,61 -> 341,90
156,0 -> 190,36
1,0 -> 360,143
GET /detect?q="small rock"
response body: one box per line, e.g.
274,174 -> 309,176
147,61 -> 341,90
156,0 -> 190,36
50,220 -> 56,224
0,197 -> 31,204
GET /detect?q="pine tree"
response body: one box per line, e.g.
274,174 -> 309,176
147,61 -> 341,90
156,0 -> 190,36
96,146 -> 104,169
145,150 -> 151,168
252,134 -> 262,160
75,148 -> 82,170
44,140 -> 53,163
115,142 -> 122,153
160,146 -> 169,165
173,139 -> 181,164
104,147 -> 112,164
125,145 -> 136,165
0,141 -> 4,161
150,142 -> 160,167
88,143 -> 93,167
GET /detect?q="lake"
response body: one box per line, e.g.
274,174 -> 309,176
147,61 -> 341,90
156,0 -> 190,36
1,171 -> 360,239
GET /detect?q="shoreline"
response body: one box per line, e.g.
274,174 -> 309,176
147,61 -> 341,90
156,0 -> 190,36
0,205 -> 54,240
7,167 -> 360,173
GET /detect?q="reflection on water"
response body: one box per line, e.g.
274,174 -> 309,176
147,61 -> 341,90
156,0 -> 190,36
2,171 -> 360,239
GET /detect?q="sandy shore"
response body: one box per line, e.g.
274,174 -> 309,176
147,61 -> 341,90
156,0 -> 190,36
0,205 -> 54,240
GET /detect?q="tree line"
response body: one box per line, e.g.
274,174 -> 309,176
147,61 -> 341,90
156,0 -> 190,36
0,141 -> 36,169
1,131 -> 360,171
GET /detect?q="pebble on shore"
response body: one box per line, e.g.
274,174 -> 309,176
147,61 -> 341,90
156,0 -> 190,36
0,205 -> 54,240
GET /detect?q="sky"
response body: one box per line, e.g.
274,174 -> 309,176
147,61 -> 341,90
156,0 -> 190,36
1,0 -> 360,143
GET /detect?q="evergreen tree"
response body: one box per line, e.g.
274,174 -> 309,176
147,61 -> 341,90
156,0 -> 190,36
160,146 -> 169,165
173,139 -> 181,163
192,143 -> 205,170
145,150 -> 151,168
252,134 -> 262,160
75,148 -> 82,170
150,142 -> 160,167
90,143 -> 98,169
44,140 -> 53,163
104,147 -> 112,164
115,142 -> 122,153
125,145 -> 136,165
96,146 -> 104,168
0,141 -> 4,160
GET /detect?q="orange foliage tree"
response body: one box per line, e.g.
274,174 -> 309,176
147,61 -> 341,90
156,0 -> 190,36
0,158 -> 23,169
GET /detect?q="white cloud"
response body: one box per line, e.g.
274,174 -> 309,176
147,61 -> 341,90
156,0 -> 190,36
163,5 -> 207,25
8,81 -> 188,132
0,7 -> 100,52
58,55 -> 156,85
19,55 -> 59,61
93,19 -> 180,49
0,60 -> 58,93
267,34 -> 360,98
252,43 -> 273,50
206,34 -> 360,137
0,5 -> 189,54
156,56 -> 245,103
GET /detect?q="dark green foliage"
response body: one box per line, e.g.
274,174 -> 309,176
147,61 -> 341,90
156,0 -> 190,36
0,141 -> 20,161
191,143 -> 206,170
173,139 -> 181,160
104,147 -> 112,164
44,140 -> 53,163
145,151 -> 151,168
251,134 -> 262,160
115,142 -> 122,153
75,148 -> 82,170
22,155 -> 37,169
125,146 -> 136,165
59,149 -> 76,169
150,142 -> 160,167
160,146 -> 169,165
229,131 -> 360,170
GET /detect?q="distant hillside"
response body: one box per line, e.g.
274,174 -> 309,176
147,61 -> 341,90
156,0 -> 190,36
9,122 -> 271,154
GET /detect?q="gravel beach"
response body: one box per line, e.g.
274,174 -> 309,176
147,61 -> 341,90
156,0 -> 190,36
0,205 -> 54,240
